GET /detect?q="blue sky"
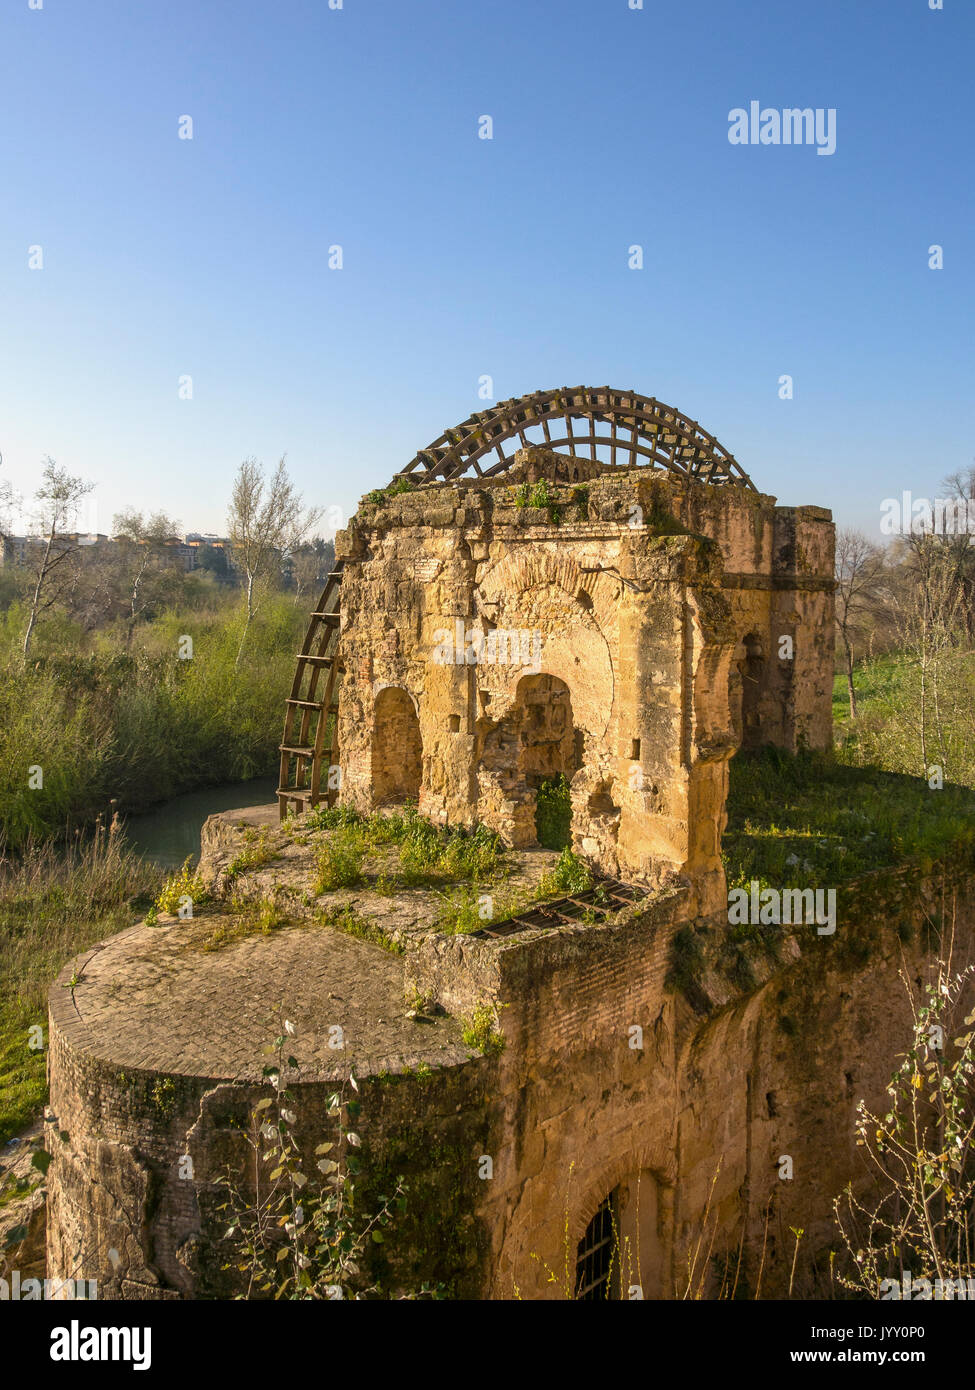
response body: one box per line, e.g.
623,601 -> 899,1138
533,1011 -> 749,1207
0,0 -> 971,538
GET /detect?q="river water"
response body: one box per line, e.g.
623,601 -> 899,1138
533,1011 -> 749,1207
120,776 -> 278,868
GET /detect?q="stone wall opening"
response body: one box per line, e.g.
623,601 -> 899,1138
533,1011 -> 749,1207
730,632 -> 765,752
518,674 -> 578,849
371,686 -> 422,806
479,673 -> 579,847
575,1191 -> 618,1299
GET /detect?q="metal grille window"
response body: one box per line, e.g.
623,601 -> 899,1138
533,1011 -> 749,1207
575,1193 -> 616,1300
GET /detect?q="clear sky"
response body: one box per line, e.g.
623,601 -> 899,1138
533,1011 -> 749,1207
0,0 -> 971,538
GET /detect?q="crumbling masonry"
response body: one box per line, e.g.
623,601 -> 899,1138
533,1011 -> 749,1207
46,388 -> 972,1300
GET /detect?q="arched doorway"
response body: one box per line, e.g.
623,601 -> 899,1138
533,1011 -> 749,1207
574,1170 -> 668,1300
371,686 -> 422,806
479,674 -> 579,847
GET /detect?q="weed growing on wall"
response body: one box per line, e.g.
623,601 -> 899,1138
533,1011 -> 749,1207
217,1015 -> 424,1300
833,958 -> 975,1296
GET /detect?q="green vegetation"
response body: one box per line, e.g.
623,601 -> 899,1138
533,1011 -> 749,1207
643,495 -> 687,534
154,856 -> 210,915
835,652 -> 975,790
513,479 -> 561,524
570,484 -> 590,516
318,902 -> 404,954
535,774 -> 572,850
461,1003 -> 505,1055
434,847 -> 596,935
433,882 -> 529,934
365,478 -> 416,507
226,828 -> 281,882
307,806 -> 507,895
195,891 -> 293,953
834,959 -> 975,1296
0,591 -> 307,850
314,835 -> 366,892
538,846 -> 594,896
722,746 -> 975,892
150,1077 -> 177,1116
0,822 -> 161,1144
217,1017 -> 420,1299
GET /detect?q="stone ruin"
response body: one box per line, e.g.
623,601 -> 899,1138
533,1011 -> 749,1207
326,443 -> 833,916
279,388 -> 834,910
43,387 -> 974,1300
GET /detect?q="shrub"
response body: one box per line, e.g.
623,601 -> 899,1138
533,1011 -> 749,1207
155,857 -> 209,915
535,775 -> 572,850
461,1003 -> 505,1055
538,847 -> 593,897
314,833 -> 365,892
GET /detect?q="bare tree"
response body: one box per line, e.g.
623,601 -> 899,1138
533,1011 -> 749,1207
834,529 -> 887,718
287,541 -> 329,607
112,508 -> 182,636
227,457 -> 322,669
895,532 -> 966,778
22,458 -> 95,659
935,465 -> 975,641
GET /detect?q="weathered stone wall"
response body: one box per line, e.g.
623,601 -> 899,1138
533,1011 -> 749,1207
406,862 -> 975,1299
47,842 -> 974,1301
46,975 -> 503,1300
42,447 -> 850,1301
334,451 -> 834,900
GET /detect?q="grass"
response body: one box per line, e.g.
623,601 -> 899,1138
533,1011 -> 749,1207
193,891 -> 292,952
434,883 -> 531,934
318,902 -> 404,954
307,804 -> 593,936
723,745 -> 975,892
0,820 -> 162,1144
152,857 -> 209,916
434,847 -> 595,934
832,649 -> 975,789
307,806 -> 507,895
225,828 -> 281,882
314,835 -> 366,892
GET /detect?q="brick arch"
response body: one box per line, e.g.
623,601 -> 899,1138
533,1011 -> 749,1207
372,679 -> 419,716
566,1150 -> 676,1253
475,553 -> 616,742
478,549 -> 619,633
